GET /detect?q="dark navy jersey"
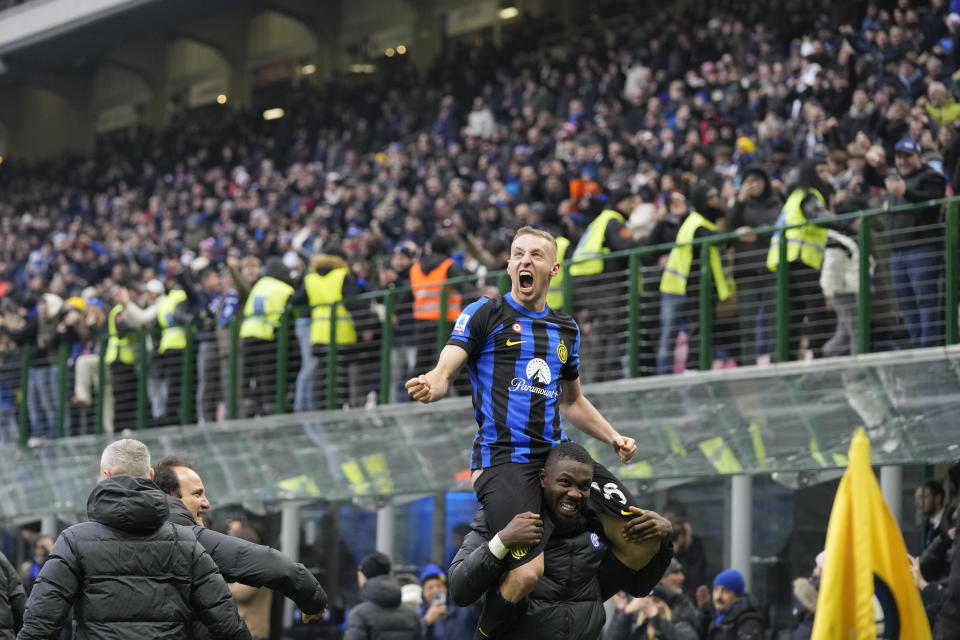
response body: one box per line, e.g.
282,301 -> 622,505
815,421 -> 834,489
447,293 -> 581,469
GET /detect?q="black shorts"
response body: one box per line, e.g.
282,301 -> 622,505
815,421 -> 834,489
473,459 -> 636,568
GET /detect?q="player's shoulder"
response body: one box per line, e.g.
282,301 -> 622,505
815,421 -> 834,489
545,306 -> 579,332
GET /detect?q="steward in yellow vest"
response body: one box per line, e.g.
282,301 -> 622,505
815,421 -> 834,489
289,252 -> 360,347
660,212 -> 732,301
239,257 -> 295,416
240,273 -> 295,342
762,159 -> 835,360
569,191 -> 639,277
766,161 -> 831,273
157,289 -> 189,354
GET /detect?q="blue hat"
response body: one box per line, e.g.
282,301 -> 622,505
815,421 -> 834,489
713,569 -> 745,597
419,563 -> 446,584
894,138 -> 921,155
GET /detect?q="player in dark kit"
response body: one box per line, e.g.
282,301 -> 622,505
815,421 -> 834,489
407,226 -> 660,638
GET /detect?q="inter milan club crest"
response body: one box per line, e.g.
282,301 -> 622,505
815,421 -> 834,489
512,322 -> 522,332
557,339 -> 568,364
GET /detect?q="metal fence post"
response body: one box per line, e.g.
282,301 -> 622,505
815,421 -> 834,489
775,231 -> 790,363
946,201 -> 959,346
628,253 -> 641,378
857,215 -> 872,354
136,331 -> 148,430
379,291 -> 395,405
95,336 -> 107,435
325,303 -> 338,411
55,343 -> 68,439
179,324 -> 195,426
436,284 -> 450,356
227,315 -> 239,420
17,347 -> 33,445
498,271 -> 510,294
699,241 -> 715,372
275,309 -> 290,414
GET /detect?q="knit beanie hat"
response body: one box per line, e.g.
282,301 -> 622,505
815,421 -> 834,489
713,569 -> 745,597
359,552 -> 391,579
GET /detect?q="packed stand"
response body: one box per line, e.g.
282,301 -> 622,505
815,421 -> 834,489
0,0 -> 959,439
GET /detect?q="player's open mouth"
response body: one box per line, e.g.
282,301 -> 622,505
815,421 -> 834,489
558,501 -> 578,513
518,270 -> 534,291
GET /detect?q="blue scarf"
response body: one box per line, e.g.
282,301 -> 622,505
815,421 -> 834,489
715,600 -> 742,626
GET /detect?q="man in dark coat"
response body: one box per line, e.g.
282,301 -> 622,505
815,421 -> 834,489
0,552 -> 24,640
448,442 -> 673,639
700,569 -> 766,640
151,457 -> 328,626
726,165 -> 783,364
17,439 -> 250,640
344,552 -> 423,640
885,137 -> 948,349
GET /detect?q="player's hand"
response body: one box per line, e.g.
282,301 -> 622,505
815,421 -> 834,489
499,512 -> 543,549
405,375 -> 433,403
621,506 -> 672,543
612,435 -> 636,464
302,610 -> 325,623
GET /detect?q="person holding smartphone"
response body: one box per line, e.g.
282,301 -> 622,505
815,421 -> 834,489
418,564 -> 479,640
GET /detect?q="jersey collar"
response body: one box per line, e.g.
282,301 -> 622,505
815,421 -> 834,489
505,292 -> 549,318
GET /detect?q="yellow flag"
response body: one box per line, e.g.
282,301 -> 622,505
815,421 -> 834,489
811,428 -> 931,640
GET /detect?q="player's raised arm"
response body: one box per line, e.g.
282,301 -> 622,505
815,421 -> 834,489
405,344 -> 469,403
557,377 -> 637,464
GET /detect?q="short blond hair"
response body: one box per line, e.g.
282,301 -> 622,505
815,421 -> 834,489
513,226 -> 558,260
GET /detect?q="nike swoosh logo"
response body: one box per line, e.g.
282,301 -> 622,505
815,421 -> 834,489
620,510 -> 635,516
506,339 -> 526,346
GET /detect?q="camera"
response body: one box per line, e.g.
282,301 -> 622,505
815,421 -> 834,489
886,169 -> 900,181
433,592 -> 445,604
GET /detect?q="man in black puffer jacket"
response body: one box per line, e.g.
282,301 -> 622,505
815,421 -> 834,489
344,552 -> 423,640
17,439 -> 250,640
448,443 -> 673,639
152,456 -> 328,629
0,552 -> 24,640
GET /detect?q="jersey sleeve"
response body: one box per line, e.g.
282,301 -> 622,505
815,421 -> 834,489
560,320 -> 581,380
446,297 -> 495,355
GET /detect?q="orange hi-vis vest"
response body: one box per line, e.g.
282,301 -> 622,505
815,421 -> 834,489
410,258 -> 462,321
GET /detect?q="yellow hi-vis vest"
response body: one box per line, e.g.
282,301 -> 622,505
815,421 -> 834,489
106,304 -> 135,365
659,212 -> 732,301
239,276 -> 295,341
767,188 -> 827,271
157,290 -> 188,354
546,236 -> 570,310
569,209 -> 625,276
304,268 -> 358,346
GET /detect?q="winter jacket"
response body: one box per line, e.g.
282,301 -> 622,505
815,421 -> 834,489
343,575 -> 424,640
448,508 -> 673,639
704,596 -> 766,640
17,476 -> 250,640
0,553 -> 24,640
887,165 -> 947,245
820,230 -> 860,298
417,599 -> 479,640
165,497 -> 327,613
164,497 -> 327,640
726,168 -> 783,277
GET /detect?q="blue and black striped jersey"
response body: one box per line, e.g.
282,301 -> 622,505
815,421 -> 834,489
447,293 -> 581,469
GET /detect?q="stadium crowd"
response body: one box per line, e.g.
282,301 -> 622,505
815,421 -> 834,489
0,0 -> 958,441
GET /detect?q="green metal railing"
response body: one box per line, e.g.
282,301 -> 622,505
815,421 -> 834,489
6,197 -> 959,444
